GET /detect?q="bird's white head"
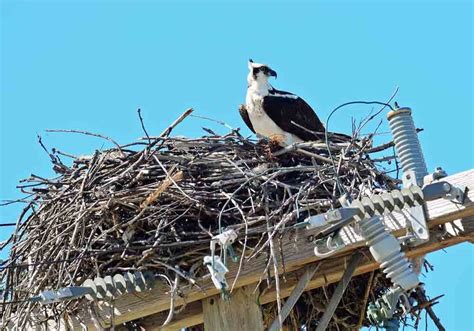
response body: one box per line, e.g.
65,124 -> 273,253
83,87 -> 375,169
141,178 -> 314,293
247,59 -> 277,88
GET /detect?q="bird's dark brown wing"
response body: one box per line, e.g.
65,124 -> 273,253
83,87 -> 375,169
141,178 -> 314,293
239,104 -> 256,134
262,93 -> 325,141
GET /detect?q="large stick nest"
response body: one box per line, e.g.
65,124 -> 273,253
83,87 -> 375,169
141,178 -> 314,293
1,110 -> 400,329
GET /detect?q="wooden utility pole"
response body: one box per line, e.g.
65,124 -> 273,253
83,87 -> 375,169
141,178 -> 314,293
203,286 -> 264,331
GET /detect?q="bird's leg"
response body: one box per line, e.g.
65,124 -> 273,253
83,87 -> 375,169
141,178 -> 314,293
263,143 -> 276,162
260,135 -> 284,161
256,137 -> 273,160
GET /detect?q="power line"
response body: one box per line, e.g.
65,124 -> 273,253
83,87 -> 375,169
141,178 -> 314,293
0,223 -> 17,227
325,100 -> 395,197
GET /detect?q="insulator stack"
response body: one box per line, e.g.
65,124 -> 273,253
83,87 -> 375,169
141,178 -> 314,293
350,186 -> 424,219
82,270 -> 155,301
360,216 -> 419,290
387,107 -> 428,186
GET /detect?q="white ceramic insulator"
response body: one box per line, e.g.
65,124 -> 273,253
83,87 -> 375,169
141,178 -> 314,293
387,108 -> 428,186
360,216 -> 419,290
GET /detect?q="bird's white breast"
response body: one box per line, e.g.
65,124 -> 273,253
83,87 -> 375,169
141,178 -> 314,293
246,86 -> 302,146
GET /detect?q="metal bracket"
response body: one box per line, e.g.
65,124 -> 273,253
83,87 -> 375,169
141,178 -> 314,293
203,255 -> 229,291
402,170 -> 429,245
423,167 -> 467,204
203,229 -> 238,292
423,167 -> 448,184
402,167 -> 468,245
367,286 -> 415,330
444,184 -> 467,204
423,181 -> 467,204
304,207 -> 361,234
367,286 -> 404,326
31,286 -> 93,304
313,233 -> 346,258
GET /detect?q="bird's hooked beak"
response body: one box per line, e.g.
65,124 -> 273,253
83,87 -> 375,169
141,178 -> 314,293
268,68 -> 278,79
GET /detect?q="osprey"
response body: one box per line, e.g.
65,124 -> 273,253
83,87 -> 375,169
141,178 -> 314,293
240,59 -> 325,146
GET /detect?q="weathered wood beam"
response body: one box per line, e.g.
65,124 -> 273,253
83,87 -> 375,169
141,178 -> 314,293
47,169 -> 474,330
116,301 -> 203,331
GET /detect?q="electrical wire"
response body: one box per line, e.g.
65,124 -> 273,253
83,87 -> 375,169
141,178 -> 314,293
325,101 -> 395,197
0,223 -> 17,227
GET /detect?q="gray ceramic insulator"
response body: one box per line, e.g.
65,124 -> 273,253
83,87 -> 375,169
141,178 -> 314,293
350,186 -> 424,218
360,216 -> 419,290
133,271 -> 146,292
82,271 -> 156,301
124,272 -> 136,293
103,275 -> 117,298
113,274 -> 127,295
82,279 -> 98,301
387,108 -> 428,186
143,271 -> 156,290
94,277 -> 107,300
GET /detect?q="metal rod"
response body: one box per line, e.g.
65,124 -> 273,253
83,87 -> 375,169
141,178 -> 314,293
268,263 -> 322,331
315,251 -> 363,331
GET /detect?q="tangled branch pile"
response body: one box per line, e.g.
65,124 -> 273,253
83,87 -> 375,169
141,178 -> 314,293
1,109 -> 400,329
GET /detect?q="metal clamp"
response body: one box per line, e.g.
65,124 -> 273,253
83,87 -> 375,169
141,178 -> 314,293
210,229 -> 238,253
203,255 -> 229,291
313,234 -> 346,258
203,229 -> 238,291
423,168 -> 467,204
304,207 -> 361,237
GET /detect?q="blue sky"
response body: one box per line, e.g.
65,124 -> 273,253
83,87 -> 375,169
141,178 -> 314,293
1,0 -> 472,329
